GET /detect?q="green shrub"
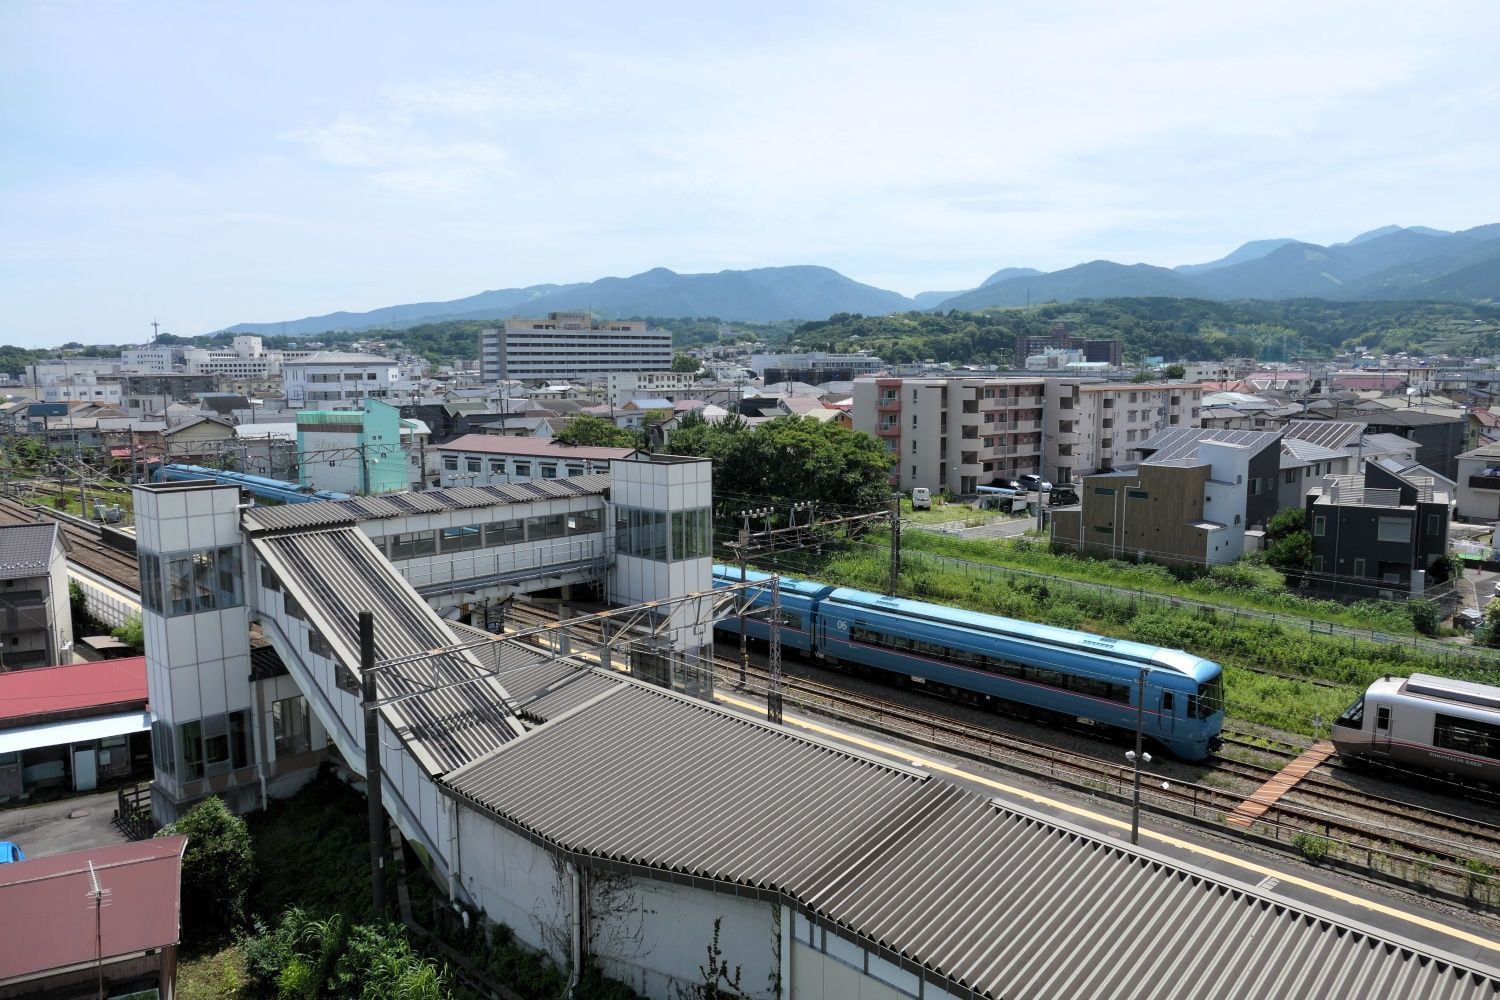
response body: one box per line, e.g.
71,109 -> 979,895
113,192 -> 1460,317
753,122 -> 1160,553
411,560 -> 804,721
1291,832 -> 1332,863
158,796 -> 253,940
1408,599 -> 1440,637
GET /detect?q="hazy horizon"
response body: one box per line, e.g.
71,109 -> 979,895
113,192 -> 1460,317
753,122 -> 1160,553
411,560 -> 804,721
5,1 -> 1500,347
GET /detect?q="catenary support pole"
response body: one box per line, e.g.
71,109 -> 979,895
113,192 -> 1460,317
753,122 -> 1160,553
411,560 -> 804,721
360,610 -> 387,916
888,494 -> 902,595
1131,665 -> 1147,846
767,575 -> 783,725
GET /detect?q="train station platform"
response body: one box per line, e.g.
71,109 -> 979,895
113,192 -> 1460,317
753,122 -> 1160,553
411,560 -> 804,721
1227,741 -> 1336,829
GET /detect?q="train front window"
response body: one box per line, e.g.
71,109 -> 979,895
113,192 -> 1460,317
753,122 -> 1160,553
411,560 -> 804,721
1195,676 -> 1223,718
1335,696 -> 1364,729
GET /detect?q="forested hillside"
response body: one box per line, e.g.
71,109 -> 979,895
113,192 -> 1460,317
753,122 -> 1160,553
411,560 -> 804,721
789,299 -> 1500,365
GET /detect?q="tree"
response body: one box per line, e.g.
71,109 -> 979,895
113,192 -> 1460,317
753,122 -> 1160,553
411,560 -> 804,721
158,796 -> 254,939
112,614 -> 144,653
553,414 -> 641,450
1263,507 -> 1312,576
665,414 -> 893,510
671,352 -> 702,374
1130,369 -> 1152,383
1164,363 -> 1186,379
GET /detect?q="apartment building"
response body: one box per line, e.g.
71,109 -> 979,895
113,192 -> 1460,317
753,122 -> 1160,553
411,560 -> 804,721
747,352 -> 886,386
852,377 -> 1204,495
606,370 -> 702,406
1305,461 -> 1450,599
183,335 -> 285,379
1456,442 -> 1500,522
283,352 -> 406,408
479,312 -> 671,383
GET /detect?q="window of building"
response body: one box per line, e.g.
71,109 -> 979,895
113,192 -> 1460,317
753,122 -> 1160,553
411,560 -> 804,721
567,509 -> 602,535
1127,488 -> 1148,500
514,462 -> 531,477
615,506 -> 667,561
1285,469 -> 1298,484
273,696 -> 311,757
1233,514 -> 1241,525
1093,525 -> 1113,535
540,464 -> 558,479
1427,514 -> 1440,535
1094,487 -> 1117,496
1313,515 -> 1326,537
1248,478 -> 1259,496
489,459 -> 504,474
1376,516 -> 1410,544
670,508 -> 712,561
526,513 -> 567,541
443,456 -> 458,472
911,439 -> 917,454
440,524 -> 484,552
485,519 -> 525,546
1353,558 -> 1366,577
389,531 -> 437,559
465,457 -> 481,473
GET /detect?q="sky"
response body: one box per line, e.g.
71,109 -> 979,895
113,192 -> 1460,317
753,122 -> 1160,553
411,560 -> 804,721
4,0 -> 1500,346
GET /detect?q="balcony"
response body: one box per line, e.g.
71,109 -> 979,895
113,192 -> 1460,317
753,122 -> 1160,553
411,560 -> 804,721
876,396 -> 901,412
1010,419 -> 1040,433
1053,431 -> 1080,446
1469,475 -> 1500,491
876,423 -> 901,437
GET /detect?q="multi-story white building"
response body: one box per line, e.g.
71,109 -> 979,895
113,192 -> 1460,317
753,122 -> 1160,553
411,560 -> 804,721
606,370 -> 701,406
853,376 -> 1205,494
40,377 -> 123,406
479,312 -> 671,384
283,351 -> 409,409
122,347 -> 177,373
183,335 -> 285,379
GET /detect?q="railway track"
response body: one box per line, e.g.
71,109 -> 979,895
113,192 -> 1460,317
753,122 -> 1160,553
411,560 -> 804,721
0,494 -> 139,590
499,602 -> 1500,896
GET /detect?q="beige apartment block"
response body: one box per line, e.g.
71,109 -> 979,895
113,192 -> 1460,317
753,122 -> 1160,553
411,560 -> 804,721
853,376 -> 1204,494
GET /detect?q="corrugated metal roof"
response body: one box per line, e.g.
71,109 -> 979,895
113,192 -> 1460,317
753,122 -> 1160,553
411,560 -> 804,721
0,836 -> 186,981
444,683 -> 1500,1000
0,522 -> 59,580
241,476 -> 609,534
253,528 -> 526,773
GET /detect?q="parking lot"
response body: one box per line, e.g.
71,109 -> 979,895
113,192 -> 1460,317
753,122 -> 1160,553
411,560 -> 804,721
0,790 -> 127,859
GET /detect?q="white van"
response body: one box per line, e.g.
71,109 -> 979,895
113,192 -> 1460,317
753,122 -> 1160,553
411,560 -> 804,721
911,487 -> 931,510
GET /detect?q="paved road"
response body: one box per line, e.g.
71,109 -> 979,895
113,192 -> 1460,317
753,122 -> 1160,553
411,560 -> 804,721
908,515 -> 1039,541
1457,566 -> 1500,613
0,790 -> 128,859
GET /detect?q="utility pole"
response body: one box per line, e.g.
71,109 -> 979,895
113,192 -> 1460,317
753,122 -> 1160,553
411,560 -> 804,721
887,494 -> 901,595
736,528 -> 749,687
359,611 -> 387,917
1128,665 -> 1149,846
767,575 -> 782,725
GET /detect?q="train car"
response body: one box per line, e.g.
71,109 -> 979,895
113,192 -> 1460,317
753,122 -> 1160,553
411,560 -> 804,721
710,565 -> 836,654
1330,674 -> 1500,784
813,587 -> 1224,761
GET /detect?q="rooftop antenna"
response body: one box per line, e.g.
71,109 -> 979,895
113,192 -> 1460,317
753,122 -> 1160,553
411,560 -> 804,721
150,319 -> 160,344
85,859 -> 112,999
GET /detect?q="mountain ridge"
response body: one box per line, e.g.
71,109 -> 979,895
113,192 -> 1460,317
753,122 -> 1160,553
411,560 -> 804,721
219,224 -> 1500,335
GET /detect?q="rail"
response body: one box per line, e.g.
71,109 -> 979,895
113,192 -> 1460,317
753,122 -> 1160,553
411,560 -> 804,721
895,532 -> 1500,669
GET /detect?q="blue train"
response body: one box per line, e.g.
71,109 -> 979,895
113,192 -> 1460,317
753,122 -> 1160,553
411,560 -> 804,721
712,565 -> 1225,761
155,465 -> 352,505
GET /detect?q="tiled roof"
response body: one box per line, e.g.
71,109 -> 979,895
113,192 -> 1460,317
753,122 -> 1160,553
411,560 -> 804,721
0,522 -> 60,580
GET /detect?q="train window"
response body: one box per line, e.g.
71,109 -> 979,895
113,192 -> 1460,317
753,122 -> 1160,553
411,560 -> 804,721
1161,692 -> 1175,714
1335,697 -> 1364,728
1433,714 -> 1500,760
1195,677 -> 1223,718
1376,706 -> 1390,732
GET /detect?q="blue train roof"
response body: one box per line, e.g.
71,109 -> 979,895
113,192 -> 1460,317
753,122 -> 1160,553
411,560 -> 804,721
823,586 -> 1219,681
711,565 -> 838,600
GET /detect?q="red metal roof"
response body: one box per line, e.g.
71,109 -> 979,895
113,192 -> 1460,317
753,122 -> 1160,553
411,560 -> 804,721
0,657 -> 147,725
0,835 -> 185,982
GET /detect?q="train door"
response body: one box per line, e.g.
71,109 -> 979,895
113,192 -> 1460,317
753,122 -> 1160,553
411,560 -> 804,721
1374,703 -> 1392,754
1158,690 -> 1176,737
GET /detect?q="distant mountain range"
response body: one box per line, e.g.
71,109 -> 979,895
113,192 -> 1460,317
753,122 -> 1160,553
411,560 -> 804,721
220,224 -> 1500,335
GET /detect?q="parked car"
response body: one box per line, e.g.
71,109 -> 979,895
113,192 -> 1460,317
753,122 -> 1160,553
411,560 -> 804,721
991,478 -> 1023,491
1456,607 -> 1485,631
1019,474 -> 1053,492
911,487 -> 931,511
